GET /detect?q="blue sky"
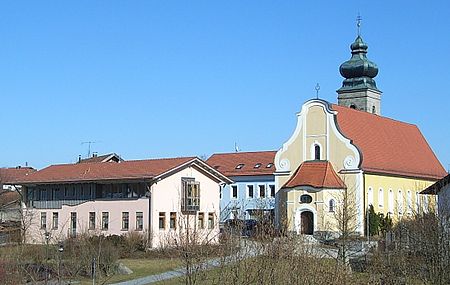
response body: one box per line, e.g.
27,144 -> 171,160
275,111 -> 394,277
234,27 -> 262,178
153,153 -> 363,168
1,1 -> 449,170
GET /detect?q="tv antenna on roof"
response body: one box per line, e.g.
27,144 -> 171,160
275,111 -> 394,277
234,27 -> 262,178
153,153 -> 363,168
81,141 -> 98,158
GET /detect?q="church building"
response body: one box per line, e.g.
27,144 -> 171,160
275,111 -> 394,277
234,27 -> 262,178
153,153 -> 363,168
274,32 -> 447,236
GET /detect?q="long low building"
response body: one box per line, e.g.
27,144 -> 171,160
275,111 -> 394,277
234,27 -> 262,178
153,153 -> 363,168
16,157 -> 232,247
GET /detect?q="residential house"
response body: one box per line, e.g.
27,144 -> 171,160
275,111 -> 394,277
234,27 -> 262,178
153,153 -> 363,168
206,151 -> 276,223
16,157 -> 231,247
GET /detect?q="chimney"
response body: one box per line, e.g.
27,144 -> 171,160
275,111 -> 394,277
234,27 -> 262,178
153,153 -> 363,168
93,152 -> 98,158
78,155 -> 82,163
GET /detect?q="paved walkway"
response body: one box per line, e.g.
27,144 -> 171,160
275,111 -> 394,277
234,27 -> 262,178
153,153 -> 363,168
110,239 -> 261,285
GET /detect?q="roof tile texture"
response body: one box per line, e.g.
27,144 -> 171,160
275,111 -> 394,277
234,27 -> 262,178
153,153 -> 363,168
19,157 -> 195,184
0,168 -> 36,184
333,104 -> 446,180
206,151 -> 276,177
283,161 -> 346,189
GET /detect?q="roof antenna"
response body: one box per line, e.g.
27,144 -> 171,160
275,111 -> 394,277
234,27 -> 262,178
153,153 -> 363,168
81,141 -> 97,158
234,142 -> 240,153
315,83 -> 320,99
356,13 -> 362,36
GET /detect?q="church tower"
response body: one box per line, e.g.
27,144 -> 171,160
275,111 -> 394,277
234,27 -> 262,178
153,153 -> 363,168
337,29 -> 382,115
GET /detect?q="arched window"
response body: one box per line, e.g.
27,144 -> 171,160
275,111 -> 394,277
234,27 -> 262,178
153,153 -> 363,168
388,189 -> 394,214
329,199 -> 336,212
397,189 -> 403,215
372,106 -> 376,114
378,188 -> 384,208
350,104 -> 356,109
314,145 -> 321,160
406,190 -> 412,213
367,187 -> 373,206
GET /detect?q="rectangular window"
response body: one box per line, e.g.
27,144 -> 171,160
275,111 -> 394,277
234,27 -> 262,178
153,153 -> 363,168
52,212 -> 58,229
269,185 -> 275,197
40,212 -> 47,229
64,187 -> 68,197
247,185 -> 254,198
259,185 -> 266,198
122,212 -> 129,230
102,212 -> 109,230
198,212 -> 205,229
208,213 -> 214,229
170,212 -> 177,229
89,212 -> 95,230
136,212 -> 143,231
231,185 -> 238,199
181,179 -> 200,212
159,212 -> 166,229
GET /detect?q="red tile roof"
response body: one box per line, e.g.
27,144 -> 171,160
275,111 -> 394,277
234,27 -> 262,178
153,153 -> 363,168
332,104 -> 447,180
18,157 -> 197,184
283,161 -> 346,189
0,167 -> 36,184
206,151 -> 276,177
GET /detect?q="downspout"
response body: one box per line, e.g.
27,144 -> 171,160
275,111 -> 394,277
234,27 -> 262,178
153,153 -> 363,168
146,182 -> 153,248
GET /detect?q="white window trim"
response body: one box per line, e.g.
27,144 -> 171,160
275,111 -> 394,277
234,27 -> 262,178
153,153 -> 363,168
388,189 -> 394,214
378,188 -> 384,208
406,190 -> 412,213
397,189 -> 403,216
367,187 -> 373,206
310,141 -> 323,160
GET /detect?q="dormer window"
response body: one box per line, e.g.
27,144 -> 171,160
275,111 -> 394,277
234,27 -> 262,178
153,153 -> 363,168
266,163 -> 273,168
235,164 -> 244,169
350,104 -> 356,109
254,163 -> 261,169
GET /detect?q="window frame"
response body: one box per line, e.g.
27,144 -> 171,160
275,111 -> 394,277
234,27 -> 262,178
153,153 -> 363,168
89,212 -> 96,230
40,212 -> 47,230
181,178 -> 200,212
169,212 -> 177,230
136,212 -> 143,231
231,185 -> 238,199
247,184 -> 254,199
159,212 -> 166,230
52,212 -> 58,230
101,212 -> 109,230
122,212 -> 129,231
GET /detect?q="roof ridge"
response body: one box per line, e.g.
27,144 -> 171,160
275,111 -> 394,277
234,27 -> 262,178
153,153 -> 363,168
332,104 -> 418,128
209,150 -> 277,156
124,156 -> 197,163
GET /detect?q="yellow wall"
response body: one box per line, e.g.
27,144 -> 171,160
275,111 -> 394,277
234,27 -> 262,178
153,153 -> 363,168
275,101 -> 363,233
364,173 -> 436,221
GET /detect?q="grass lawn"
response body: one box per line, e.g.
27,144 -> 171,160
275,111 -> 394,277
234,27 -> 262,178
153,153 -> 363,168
76,258 -> 182,285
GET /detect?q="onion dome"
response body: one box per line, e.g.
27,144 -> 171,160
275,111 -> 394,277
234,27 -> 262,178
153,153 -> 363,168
338,36 -> 380,91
